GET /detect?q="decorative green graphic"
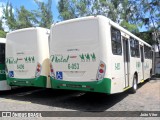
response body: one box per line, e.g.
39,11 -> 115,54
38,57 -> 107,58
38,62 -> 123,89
68,63 -> 79,70
79,54 -> 85,62
79,53 -> 96,62
85,54 -> 90,61
24,56 -> 35,63
6,57 -> 18,64
91,53 -> 96,61
144,63 -> 149,69
115,63 -> 120,70
6,56 -> 35,64
50,55 -> 69,63
17,64 -> 24,69
136,62 -> 140,69
50,53 -> 96,63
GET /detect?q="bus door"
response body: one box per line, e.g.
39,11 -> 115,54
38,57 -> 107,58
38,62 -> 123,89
122,37 -> 130,88
140,46 -> 144,79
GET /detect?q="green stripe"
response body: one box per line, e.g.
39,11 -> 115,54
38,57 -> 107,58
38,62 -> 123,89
0,64 -> 6,81
7,76 -> 47,87
50,78 -> 111,94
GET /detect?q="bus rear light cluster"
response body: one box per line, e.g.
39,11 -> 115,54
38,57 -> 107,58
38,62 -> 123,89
96,61 -> 106,80
35,63 -> 41,77
50,63 -> 55,78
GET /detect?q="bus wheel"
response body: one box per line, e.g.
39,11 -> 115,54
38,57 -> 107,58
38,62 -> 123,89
150,69 -> 152,80
130,75 -> 137,94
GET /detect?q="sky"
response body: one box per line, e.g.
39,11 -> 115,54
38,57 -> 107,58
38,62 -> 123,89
0,0 -> 60,22
0,0 -> 154,32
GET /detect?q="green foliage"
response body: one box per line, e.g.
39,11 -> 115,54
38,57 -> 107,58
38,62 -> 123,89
34,0 -> 53,28
0,19 -> 4,31
0,30 -> 6,38
3,2 -> 17,30
140,0 -> 160,31
0,15 -> 6,37
16,6 -> 37,29
0,0 -> 158,47
135,32 -> 153,45
3,0 -> 53,30
58,0 -> 77,20
121,21 -> 139,33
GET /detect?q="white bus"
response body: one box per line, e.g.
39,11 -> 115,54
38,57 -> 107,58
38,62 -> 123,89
49,15 -> 152,94
6,27 -> 51,88
0,38 -> 11,90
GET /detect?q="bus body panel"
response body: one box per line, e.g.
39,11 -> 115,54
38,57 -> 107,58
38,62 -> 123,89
50,18 -> 101,82
50,15 -> 152,94
6,28 -> 50,88
0,38 -> 11,91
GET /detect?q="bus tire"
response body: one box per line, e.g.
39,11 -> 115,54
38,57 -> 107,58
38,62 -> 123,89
130,75 -> 137,94
150,69 -> 152,79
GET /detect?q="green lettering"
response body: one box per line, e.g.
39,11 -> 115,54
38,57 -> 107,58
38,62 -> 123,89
115,63 -> 120,70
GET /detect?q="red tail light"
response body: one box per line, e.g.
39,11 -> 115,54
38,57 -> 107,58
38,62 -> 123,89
35,63 -> 41,77
50,63 -> 55,78
99,69 -> 104,73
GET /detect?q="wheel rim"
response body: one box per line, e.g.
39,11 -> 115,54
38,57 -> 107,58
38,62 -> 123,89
133,78 -> 137,90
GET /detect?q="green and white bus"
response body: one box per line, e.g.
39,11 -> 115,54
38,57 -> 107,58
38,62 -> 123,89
0,38 -> 11,91
49,15 -> 152,94
6,27 -> 51,88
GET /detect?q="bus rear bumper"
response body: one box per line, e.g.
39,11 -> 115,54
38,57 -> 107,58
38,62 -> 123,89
7,76 -> 47,88
50,78 -> 111,94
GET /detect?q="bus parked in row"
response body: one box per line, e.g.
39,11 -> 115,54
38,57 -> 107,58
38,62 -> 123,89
0,38 -> 11,91
6,27 -> 51,88
49,15 -> 152,94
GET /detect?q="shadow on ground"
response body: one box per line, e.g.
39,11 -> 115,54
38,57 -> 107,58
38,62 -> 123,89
0,79 -> 151,112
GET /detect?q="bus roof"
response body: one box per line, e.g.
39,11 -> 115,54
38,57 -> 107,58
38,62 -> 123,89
0,38 -> 6,43
52,15 -> 151,48
7,27 -> 49,36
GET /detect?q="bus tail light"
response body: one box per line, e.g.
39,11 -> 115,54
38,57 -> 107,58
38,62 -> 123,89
96,61 -> 106,80
50,63 -> 55,78
35,63 -> 41,77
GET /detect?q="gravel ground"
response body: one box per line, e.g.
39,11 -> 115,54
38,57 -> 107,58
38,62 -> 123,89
0,78 -> 159,120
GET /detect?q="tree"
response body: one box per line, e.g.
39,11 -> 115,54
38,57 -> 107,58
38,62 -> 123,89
16,6 -> 37,29
140,0 -> 160,31
58,0 -> 77,20
0,18 -> 6,38
138,0 -> 160,54
57,0 -> 140,33
34,0 -> 53,28
3,2 -> 17,31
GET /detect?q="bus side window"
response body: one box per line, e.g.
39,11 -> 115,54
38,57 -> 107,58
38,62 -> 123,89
144,45 -> 152,59
130,37 -> 140,58
111,27 -> 122,55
